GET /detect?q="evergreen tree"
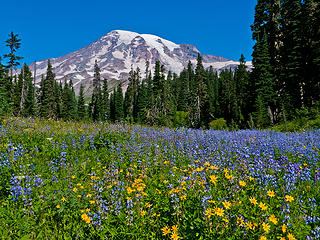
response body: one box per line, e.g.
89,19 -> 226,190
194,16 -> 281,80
252,32 -> 277,124
280,0 -> 304,110
91,60 -> 101,121
77,84 -> 86,120
13,72 -> 23,115
136,79 -> 148,123
194,53 -> 210,128
233,54 -> 250,126
109,90 -> 115,122
102,78 -> 109,121
40,60 -> 57,119
0,61 -> 10,115
114,83 -> 124,121
3,32 -> 23,79
22,64 -> 35,116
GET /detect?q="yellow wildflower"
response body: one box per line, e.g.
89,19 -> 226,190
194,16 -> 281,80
61,197 -> 66,202
260,236 -> 267,240
282,224 -> 286,233
171,232 -> 179,240
287,233 -> 296,240
141,211 -> 146,216
86,208 -> 90,212
171,225 -> 178,233
87,193 -> 92,197
269,214 -> 278,225
180,195 -> 187,200
71,175 -> 75,179
73,187 -> 77,192
56,205 -> 60,209
214,207 -> 224,216
209,175 -> 218,184
262,222 -> 270,233
259,202 -> 268,211
267,190 -> 275,198
162,226 -> 171,235
81,213 -> 91,224
249,197 -> 257,205
89,200 -> 95,204
285,195 -> 294,202
239,180 -> 246,187
127,187 -> 134,194
205,208 -> 213,217
223,200 -> 231,209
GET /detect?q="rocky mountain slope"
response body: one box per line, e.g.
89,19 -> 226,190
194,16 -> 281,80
28,30 -> 251,94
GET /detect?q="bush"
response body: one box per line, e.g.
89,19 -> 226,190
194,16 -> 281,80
209,118 -> 227,130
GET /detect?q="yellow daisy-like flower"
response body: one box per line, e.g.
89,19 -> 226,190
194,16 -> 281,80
171,232 -> 180,240
141,211 -> 146,216
71,175 -> 75,179
86,208 -> 90,212
249,176 -> 254,181
209,175 -> 218,184
162,226 -> 171,236
260,236 -> 267,240
259,202 -> 268,211
87,193 -> 92,198
287,233 -> 296,240
249,197 -> 257,205
171,225 -> 178,233
267,190 -> 275,197
262,222 -> 270,233
282,224 -> 287,233
223,200 -> 231,210
205,208 -> 213,216
285,195 -> 294,202
214,207 -> 224,216
77,195 -> 81,198
278,237 -> 286,240
180,195 -> 187,200
239,180 -> 246,187
246,221 -> 253,230
61,197 -> 66,202
89,200 -> 95,204
73,187 -> 77,192
81,213 -> 91,224
56,205 -> 60,209
269,214 -> 278,225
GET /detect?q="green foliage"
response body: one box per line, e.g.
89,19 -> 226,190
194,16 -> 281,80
209,118 -> 227,130
174,111 -> 189,127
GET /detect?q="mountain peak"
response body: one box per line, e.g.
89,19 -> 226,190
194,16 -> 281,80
27,30 -> 251,94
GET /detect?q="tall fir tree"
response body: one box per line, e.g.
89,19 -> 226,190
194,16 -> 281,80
4,32 -> 23,79
102,78 -> 109,121
114,83 -> 124,121
91,60 -> 101,121
22,64 -> 35,116
77,84 -> 86,120
280,0 -> 304,110
40,60 -> 57,119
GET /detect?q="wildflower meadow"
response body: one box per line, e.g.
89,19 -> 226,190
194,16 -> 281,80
0,118 -> 319,239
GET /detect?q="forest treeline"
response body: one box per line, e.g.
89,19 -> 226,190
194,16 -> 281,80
0,0 -> 319,129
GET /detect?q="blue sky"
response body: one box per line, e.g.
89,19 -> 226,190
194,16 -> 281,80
0,0 -> 256,65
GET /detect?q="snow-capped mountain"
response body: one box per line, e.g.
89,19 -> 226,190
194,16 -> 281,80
28,30 -> 251,94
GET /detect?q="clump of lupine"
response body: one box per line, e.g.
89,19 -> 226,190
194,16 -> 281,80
0,118 -> 319,239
